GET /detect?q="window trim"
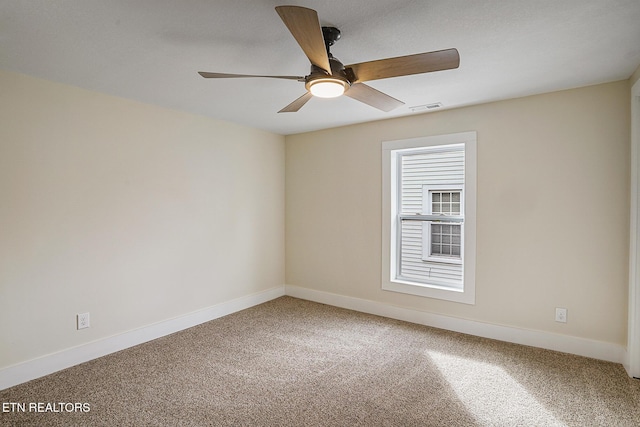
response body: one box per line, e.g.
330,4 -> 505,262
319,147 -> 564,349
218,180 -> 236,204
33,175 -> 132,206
381,132 -> 477,305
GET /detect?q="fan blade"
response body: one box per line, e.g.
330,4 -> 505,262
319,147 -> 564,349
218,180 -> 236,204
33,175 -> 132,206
198,72 -> 304,81
344,83 -> 404,112
346,48 -> 460,83
275,6 -> 331,73
278,92 -> 313,113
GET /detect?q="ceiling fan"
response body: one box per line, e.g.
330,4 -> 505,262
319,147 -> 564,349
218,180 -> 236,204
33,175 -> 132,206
198,5 -> 460,113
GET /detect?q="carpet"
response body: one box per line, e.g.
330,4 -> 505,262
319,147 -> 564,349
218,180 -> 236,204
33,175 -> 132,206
1,296 -> 639,426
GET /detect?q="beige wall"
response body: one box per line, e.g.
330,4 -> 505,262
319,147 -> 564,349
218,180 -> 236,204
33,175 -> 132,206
0,70 -> 285,369
0,67 -> 632,371
286,81 -> 630,346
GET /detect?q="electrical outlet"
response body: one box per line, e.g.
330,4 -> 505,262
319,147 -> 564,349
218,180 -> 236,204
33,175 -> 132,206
77,312 -> 90,330
555,307 -> 567,323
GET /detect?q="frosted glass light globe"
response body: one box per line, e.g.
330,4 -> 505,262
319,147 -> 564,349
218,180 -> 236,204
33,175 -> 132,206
309,79 -> 347,98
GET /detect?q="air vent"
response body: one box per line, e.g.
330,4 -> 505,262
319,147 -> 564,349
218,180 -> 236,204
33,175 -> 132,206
410,103 -> 443,112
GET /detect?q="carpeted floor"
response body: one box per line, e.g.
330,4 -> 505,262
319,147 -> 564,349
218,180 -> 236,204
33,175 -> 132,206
1,296 -> 639,426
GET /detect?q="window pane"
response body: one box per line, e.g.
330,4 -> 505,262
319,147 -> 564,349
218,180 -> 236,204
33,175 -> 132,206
430,223 -> 462,259
428,191 -> 462,216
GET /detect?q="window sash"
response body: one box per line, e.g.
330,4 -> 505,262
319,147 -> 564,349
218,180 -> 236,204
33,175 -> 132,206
431,191 -> 461,215
428,222 -> 462,260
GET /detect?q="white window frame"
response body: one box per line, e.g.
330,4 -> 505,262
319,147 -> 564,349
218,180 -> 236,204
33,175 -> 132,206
382,131 -> 477,304
421,185 -> 464,264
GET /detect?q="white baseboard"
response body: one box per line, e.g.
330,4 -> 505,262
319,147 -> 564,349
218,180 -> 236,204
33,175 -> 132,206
0,286 -> 285,391
2,284 -> 628,391
285,285 -> 626,365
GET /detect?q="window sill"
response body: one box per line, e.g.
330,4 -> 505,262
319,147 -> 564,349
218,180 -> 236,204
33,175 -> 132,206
382,278 -> 475,305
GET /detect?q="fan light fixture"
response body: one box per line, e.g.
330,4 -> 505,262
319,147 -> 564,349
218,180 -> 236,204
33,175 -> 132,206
308,78 -> 348,98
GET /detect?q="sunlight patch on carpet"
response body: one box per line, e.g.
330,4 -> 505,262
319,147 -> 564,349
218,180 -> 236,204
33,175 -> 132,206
427,350 -> 566,426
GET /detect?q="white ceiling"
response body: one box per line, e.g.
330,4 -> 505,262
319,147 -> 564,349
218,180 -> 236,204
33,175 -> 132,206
2,0 -> 640,135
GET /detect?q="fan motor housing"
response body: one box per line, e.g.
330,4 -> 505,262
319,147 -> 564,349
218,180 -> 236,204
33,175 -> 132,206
307,57 -> 350,79
305,60 -> 350,94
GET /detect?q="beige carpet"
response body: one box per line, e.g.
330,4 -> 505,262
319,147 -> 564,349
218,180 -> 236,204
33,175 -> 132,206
1,296 -> 639,426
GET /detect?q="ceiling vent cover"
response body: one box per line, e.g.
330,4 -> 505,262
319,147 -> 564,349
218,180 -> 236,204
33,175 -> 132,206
410,103 -> 443,112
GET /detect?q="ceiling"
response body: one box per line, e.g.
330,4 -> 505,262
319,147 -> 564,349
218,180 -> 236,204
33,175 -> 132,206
2,0 -> 640,135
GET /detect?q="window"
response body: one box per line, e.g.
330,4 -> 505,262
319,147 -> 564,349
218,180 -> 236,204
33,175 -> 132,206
429,190 -> 461,216
381,132 -> 476,304
422,186 -> 463,264
430,223 -> 461,257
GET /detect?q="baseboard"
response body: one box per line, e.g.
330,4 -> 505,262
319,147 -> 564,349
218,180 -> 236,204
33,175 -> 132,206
285,285 -> 626,365
0,286 -> 285,391
2,284 -> 627,391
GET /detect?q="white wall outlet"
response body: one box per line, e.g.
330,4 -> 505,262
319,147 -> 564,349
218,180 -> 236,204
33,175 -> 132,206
77,312 -> 90,330
555,307 -> 567,323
